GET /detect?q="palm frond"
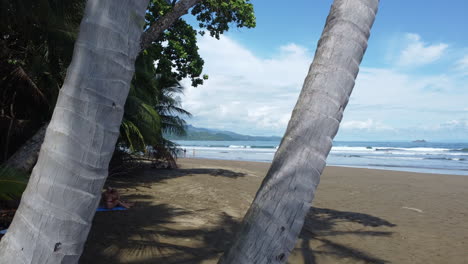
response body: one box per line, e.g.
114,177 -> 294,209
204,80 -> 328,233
120,120 -> 146,152
161,115 -> 188,136
0,166 -> 29,201
9,66 -> 48,105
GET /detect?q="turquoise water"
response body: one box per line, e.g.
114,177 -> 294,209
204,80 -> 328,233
175,140 -> 468,176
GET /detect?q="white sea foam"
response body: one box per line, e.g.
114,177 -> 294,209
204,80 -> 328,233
176,141 -> 468,175
330,146 -> 463,156
184,146 -> 275,153
369,156 -> 425,160
229,145 -> 251,148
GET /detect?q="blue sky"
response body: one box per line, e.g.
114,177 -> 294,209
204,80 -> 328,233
180,0 -> 468,142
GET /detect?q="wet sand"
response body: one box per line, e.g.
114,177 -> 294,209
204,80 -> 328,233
81,158 -> 468,264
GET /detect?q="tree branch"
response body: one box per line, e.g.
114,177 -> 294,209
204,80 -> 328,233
3,0 -> 203,175
140,0 -> 202,51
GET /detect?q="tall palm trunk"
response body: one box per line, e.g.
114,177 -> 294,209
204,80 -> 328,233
219,0 -> 379,263
4,0 -> 203,175
0,0 -> 149,263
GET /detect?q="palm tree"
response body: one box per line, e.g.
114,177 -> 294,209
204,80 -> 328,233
0,0 -> 85,165
0,0 -> 150,262
3,0 -> 256,174
118,52 -> 191,159
0,0 -> 256,262
218,0 -> 379,263
122,51 -> 191,149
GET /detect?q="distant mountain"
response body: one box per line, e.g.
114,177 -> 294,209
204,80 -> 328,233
165,125 -> 282,141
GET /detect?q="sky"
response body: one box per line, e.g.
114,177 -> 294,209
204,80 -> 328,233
179,0 -> 468,142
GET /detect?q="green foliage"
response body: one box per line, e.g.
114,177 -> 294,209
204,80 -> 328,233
0,166 -> 29,201
192,0 -> 256,39
119,52 -> 191,154
2,0 -> 256,165
1,0 -> 85,101
166,125 -> 282,141
146,2 -> 206,87
0,0 -> 85,162
145,0 -> 256,86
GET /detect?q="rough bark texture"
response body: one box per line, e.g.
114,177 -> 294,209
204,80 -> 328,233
140,0 -> 202,50
218,0 -> 379,263
0,0 -> 149,263
4,0 -> 201,175
3,123 -> 48,173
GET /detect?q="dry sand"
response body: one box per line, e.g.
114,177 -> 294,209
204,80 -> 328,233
81,158 -> 468,264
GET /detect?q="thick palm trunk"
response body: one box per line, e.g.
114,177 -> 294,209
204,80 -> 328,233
4,0 -> 202,175
219,0 -> 379,263
0,0 -> 149,263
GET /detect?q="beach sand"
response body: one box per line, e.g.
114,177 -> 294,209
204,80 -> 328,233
81,158 -> 468,264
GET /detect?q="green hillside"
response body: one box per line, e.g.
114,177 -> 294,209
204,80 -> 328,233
165,125 -> 282,141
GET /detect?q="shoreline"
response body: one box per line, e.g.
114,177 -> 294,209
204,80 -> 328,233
175,140 -> 468,176
178,156 -> 468,176
81,158 -> 468,263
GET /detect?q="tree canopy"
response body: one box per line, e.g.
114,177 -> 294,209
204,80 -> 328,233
0,0 -> 85,162
0,0 -> 256,167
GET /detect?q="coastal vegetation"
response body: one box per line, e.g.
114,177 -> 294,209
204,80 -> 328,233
166,125 -> 282,141
1,0 -> 255,173
0,167 -> 28,201
0,0 -> 256,262
0,0 -> 85,164
0,0 -> 381,263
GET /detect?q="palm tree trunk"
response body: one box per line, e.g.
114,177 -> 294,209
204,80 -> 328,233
0,0 -> 149,263
4,0 -> 203,175
3,123 -> 48,173
218,0 -> 379,263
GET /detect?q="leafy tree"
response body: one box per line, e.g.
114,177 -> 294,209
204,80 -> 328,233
2,0 -> 256,172
120,51 -> 192,154
0,0 -> 85,163
0,1 -> 256,262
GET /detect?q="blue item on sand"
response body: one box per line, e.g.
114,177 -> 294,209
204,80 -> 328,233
0,229 -> 7,235
96,206 -> 127,212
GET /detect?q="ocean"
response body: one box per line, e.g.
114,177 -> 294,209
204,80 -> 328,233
174,140 -> 468,176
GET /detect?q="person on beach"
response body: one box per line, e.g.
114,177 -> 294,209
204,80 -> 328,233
102,187 -> 134,209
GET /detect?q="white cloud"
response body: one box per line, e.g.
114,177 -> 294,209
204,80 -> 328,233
455,55 -> 468,75
397,33 -> 448,67
179,33 -> 468,140
181,35 -> 312,136
437,119 -> 468,130
355,64 -> 467,102
341,119 -> 394,131
338,64 -> 468,140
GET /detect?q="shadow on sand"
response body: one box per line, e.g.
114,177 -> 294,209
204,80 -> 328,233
107,167 -> 246,190
81,168 -> 395,264
81,200 -> 239,264
82,205 -> 395,264
294,207 -> 396,264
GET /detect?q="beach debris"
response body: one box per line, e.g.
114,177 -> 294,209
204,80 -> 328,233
402,207 -> 423,213
96,206 -> 127,212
